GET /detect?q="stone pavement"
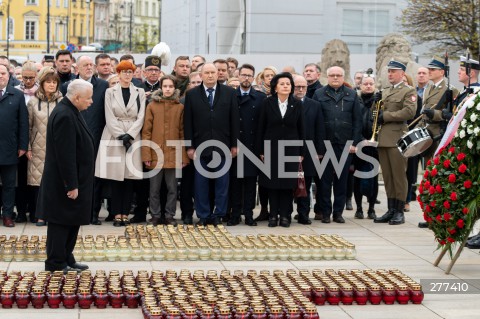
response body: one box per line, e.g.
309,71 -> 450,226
1,186 -> 479,319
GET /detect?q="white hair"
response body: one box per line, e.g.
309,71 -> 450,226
66,79 -> 93,99
326,66 -> 345,76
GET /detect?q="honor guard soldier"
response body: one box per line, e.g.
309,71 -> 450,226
374,60 -> 416,225
417,57 -> 458,159
453,56 -> 480,110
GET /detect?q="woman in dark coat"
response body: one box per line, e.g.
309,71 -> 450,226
256,72 -> 305,227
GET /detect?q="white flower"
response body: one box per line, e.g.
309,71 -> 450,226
459,130 -> 466,138
462,119 -> 468,127
467,140 -> 474,149
455,131 -> 459,138
475,127 -> 480,135
467,126 -> 473,134
471,113 -> 478,122
465,99 -> 475,109
476,103 -> 480,111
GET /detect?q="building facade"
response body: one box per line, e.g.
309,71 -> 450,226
161,0 -> 408,55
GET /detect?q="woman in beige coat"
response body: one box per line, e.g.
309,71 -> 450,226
141,75 -> 189,226
26,67 -> 62,226
95,61 -> 146,227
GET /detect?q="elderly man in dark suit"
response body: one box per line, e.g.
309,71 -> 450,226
38,79 -> 95,273
184,63 -> 240,226
0,64 -> 28,227
228,63 -> 266,227
62,55 -> 109,225
293,75 -> 325,225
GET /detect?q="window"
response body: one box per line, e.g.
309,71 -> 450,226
73,19 -> 76,36
342,9 -> 363,35
25,20 -> 36,40
56,0 -> 60,7
153,3 -> 156,17
368,10 -> 389,35
6,17 -> 14,40
64,0 -> 69,8
26,0 -> 38,4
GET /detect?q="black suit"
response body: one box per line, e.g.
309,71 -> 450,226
296,97 -> 325,220
37,97 -> 95,271
230,88 -> 266,220
184,83 -> 239,219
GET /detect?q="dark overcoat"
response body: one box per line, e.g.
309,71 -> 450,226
302,97 -> 325,177
232,88 -> 267,177
184,83 -> 240,158
0,87 -> 28,165
256,95 -> 305,189
36,97 -> 95,225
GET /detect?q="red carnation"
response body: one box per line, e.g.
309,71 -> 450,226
457,219 -> 465,229
418,184 -> 424,193
425,205 -> 431,213
427,159 -> 432,166
448,174 -> 456,183
436,215 -> 442,222
424,170 -> 429,178
426,217 -> 433,223
447,237 -> 455,243
448,146 -> 455,153
429,186 -> 435,195
448,228 -> 456,235
430,200 -> 436,207
462,208 -> 469,215
419,201 -> 424,209
443,159 -> 451,168
431,168 -> 438,176
417,195 -> 422,203
424,181 -> 431,189
443,201 -> 451,209
459,164 -> 467,173
457,153 -> 466,161
435,185 -> 442,193
439,240 -> 446,245
434,156 -> 440,165
443,212 -> 452,221
464,180 -> 472,189
450,192 -> 457,201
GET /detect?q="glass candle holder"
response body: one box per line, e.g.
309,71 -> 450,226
93,288 -> 109,309
15,287 -> 31,309
396,285 -> 410,304
62,288 -> 78,309
118,243 -> 131,261
109,288 -> 125,308
30,287 -> 47,309
1,287 -> 15,308
382,286 -> 396,305
47,288 -> 62,309
353,286 -> 368,305
2,243 -> 14,262
82,244 -> 94,262
125,287 -> 140,308
322,244 -> 334,260
345,244 -> 356,260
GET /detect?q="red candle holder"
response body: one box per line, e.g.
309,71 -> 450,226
353,287 -> 368,305
382,286 -> 396,305
409,285 -> 424,304
30,287 -> 47,309
15,288 -> 30,309
302,307 -> 319,319
326,287 -> 341,305
77,288 -> 93,309
125,287 -> 140,308
367,286 -> 382,305
62,288 -> 78,309
46,289 -> 62,309
94,288 -> 109,309
109,288 -> 125,308
396,286 -> 410,305
340,287 -> 354,305
311,286 -> 326,305
1,288 -> 15,309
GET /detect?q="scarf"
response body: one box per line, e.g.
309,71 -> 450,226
17,83 -> 39,96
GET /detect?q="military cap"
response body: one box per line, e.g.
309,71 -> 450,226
145,55 -> 162,68
460,56 -> 480,70
427,57 -> 445,70
387,60 -> 406,71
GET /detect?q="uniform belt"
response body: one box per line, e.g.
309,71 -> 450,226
116,117 -> 132,121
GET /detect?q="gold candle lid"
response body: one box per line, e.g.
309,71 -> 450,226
63,287 -> 75,294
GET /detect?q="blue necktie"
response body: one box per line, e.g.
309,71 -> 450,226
207,88 -> 214,109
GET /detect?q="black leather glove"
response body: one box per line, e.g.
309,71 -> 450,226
442,109 -> 453,121
377,110 -> 384,124
374,91 -> 382,102
118,134 -> 133,150
422,109 -> 434,120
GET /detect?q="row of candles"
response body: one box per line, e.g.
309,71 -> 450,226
0,269 -> 423,314
0,225 -> 356,262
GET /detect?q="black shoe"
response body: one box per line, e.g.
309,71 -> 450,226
321,216 -> 331,224
268,217 -> 278,227
354,209 -> 364,219
345,199 -> 353,210
467,237 -> 480,249
15,213 -> 27,223
418,222 -> 428,228
113,218 -> 124,227
374,198 -> 396,223
91,218 -> 102,225
314,213 -> 323,220
129,215 -> 147,223
298,218 -> 312,225
61,266 -> 82,274
183,216 -> 193,225
196,218 -> 208,227
255,209 -> 270,222
69,262 -> 89,271
105,214 -> 115,222
210,216 -> 222,227
244,217 -> 257,226
29,214 -> 37,223
227,216 -> 241,226
294,214 -> 299,220
367,208 -> 376,220
164,216 -> 178,226
279,217 -> 290,228
389,201 -> 405,225
333,216 -> 345,223
375,199 -> 381,204
222,214 -> 231,223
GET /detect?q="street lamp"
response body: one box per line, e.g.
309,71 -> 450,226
0,0 -> 11,58
157,0 -> 161,42
47,0 -> 51,53
129,0 -> 133,52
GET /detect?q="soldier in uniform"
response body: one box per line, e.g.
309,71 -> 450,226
141,56 -> 162,103
374,60 -> 416,225
417,57 -> 458,159
453,56 -> 480,110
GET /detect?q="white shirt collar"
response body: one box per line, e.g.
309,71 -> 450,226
203,84 -> 217,92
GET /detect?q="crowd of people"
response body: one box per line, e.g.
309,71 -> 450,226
1,50 -> 476,232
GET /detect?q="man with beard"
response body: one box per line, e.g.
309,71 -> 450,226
228,64 -> 266,227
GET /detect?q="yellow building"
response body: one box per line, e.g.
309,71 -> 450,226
0,0 -> 94,57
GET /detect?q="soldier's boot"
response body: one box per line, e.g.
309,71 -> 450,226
389,200 -> 405,225
374,198 -> 396,223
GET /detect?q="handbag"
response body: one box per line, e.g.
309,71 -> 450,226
294,162 -> 308,198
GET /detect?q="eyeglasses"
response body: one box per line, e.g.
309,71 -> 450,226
294,86 -> 307,90
328,74 -> 344,78
121,70 -> 134,75
22,76 -> 36,81
239,74 -> 254,78
145,68 -> 161,73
